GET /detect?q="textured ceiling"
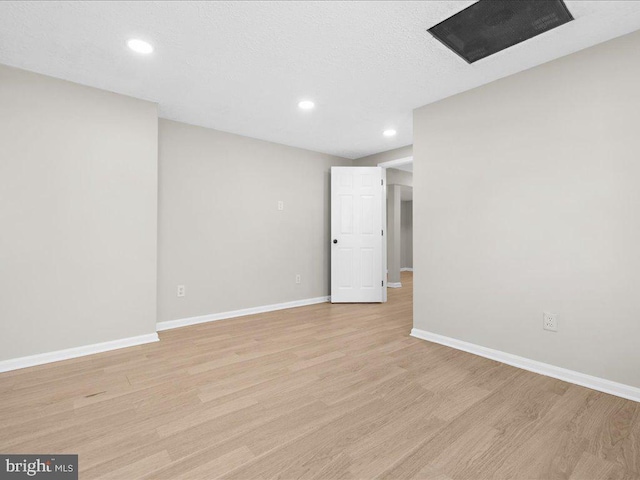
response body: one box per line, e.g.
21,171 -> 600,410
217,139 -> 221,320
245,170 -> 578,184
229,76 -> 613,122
1,1 -> 640,159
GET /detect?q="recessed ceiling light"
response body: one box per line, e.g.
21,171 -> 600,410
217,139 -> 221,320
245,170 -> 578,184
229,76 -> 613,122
383,129 -> 397,137
127,39 -> 154,55
298,100 -> 315,110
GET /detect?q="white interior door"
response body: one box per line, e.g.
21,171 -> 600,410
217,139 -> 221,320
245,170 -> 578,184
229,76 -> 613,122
331,167 -> 386,303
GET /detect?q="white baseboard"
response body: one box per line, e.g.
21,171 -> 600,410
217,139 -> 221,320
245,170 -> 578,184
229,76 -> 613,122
401,268 -> 414,272
157,296 -> 330,331
387,282 -> 402,288
0,333 -> 159,374
410,328 -> 640,403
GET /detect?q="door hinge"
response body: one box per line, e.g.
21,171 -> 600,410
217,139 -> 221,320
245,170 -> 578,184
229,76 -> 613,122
382,229 -> 384,236
382,281 -> 384,287
381,179 -> 384,186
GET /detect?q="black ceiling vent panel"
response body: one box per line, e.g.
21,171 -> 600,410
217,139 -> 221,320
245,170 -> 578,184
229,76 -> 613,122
428,0 -> 574,64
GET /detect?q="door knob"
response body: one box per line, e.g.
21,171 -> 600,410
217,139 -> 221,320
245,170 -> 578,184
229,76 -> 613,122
333,239 -> 338,244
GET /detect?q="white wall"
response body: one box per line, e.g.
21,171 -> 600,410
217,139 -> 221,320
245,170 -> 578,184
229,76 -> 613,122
386,169 -> 413,188
413,30 -> 640,388
157,119 -> 351,323
354,145 -> 412,167
354,146 -> 413,188
401,201 -> 413,269
387,185 -> 402,285
0,64 -> 158,361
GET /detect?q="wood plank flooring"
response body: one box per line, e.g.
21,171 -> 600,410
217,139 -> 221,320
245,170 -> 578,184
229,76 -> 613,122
1,272 -> 639,479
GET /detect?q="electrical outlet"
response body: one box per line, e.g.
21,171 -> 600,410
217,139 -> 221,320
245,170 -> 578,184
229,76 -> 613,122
177,285 -> 186,297
295,274 -> 301,284
543,312 -> 557,332
277,201 -> 284,211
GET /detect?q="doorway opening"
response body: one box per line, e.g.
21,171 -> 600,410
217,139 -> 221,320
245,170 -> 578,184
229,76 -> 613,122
378,157 -> 413,290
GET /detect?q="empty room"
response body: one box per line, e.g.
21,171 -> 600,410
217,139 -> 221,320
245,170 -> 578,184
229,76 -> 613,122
1,1 -> 640,479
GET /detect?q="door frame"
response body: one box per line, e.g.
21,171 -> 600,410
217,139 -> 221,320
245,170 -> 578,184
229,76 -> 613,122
378,156 -> 412,293
381,168 -> 387,303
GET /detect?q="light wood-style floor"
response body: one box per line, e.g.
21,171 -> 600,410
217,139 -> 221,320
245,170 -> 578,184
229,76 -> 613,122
1,272 -> 639,479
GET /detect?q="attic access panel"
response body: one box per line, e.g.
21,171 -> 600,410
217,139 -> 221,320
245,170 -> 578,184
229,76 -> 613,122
428,0 -> 574,64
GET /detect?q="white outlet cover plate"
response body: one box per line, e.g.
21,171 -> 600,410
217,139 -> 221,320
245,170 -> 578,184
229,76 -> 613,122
543,312 -> 558,332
